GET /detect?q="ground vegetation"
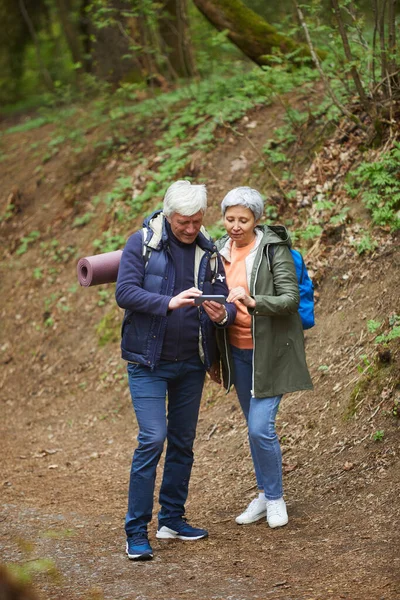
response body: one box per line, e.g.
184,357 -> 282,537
0,2 -> 399,599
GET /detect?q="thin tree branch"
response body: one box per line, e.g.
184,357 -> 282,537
292,0 -> 367,130
19,0 -> 54,92
330,0 -> 371,113
379,0 -> 388,85
388,0 -> 397,78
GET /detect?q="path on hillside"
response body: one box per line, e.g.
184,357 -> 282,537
1,246 -> 399,600
1,99 -> 399,600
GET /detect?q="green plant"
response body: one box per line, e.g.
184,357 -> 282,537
96,309 -> 120,347
372,430 -> 384,442
352,232 -> 379,255
44,316 -> 55,328
345,144 -> 400,232
72,212 -> 94,228
16,231 -> 40,255
375,321 -> 400,344
367,320 -> 382,334
207,221 -> 226,240
329,207 -> 350,225
357,354 -> 373,375
40,240 -> 76,263
297,225 -> 323,241
97,289 -> 111,307
372,314 -> 400,344
93,233 -> 126,253
392,399 -> 399,418
5,117 -> 50,135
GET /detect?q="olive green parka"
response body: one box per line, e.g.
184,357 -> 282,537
216,225 -> 313,398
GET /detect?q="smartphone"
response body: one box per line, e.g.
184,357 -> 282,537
193,295 -> 226,305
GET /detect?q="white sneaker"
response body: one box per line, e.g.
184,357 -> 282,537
266,498 -> 288,528
235,496 -> 267,524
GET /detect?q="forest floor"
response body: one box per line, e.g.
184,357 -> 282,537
0,86 -> 399,600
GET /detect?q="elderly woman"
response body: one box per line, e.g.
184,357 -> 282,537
214,187 -> 313,528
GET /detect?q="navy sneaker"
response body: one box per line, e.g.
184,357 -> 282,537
156,518 -> 208,541
126,533 -> 153,561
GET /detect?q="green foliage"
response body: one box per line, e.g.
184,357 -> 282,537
297,224 -> 323,241
33,267 -> 43,280
6,558 -> 59,586
16,231 -> 40,255
372,429 -> 384,442
4,117 -> 50,134
346,144 -> 400,231
367,319 -> 382,334
352,231 -> 379,255
93,232 -> 126,253
72,212 -> 94,228
375,315 -> 400,344
392,398 -> 399,418
96,308 -> 120,346
97,289 -> 111,307
329,207 -> 350,225
207,221 -> 226,240
40,240 -> 76,264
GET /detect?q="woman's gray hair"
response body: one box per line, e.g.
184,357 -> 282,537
163,180 -> 207,217
221,187 -> 264,221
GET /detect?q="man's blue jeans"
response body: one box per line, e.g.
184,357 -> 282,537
125,356 -> 206,536
231,345 -> 283,500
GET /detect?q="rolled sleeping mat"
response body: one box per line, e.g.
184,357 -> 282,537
77,250 -> 123,287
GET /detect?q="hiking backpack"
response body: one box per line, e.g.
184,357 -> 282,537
268,245 -> 315,330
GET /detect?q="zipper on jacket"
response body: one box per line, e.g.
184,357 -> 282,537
149,244 -> 174,369
250,249 -> 263,396
222,328 -> 232,391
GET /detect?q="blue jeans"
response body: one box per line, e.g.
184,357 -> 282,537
231,345 -> 283,500
125,356 -> 206,536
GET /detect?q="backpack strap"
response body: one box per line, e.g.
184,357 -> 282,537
141,227 -> 152,268
265,244 -> 275,272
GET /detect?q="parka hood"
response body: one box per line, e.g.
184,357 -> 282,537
261,224 -> 292,247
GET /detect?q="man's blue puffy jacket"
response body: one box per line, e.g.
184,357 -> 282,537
115,211 -> 235,370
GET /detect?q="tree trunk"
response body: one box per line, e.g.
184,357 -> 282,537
159,0 -> 196,78
54,0 -> 84,73
79,0 -> 92,73
19,0 -> 54,91
191,0 -> 312,66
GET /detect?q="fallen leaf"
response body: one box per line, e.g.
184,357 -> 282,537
230,156 -> 248,173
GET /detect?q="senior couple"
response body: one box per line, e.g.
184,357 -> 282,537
116,180 -> 313,561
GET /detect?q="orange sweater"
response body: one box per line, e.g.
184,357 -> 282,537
224,241 -> 255,349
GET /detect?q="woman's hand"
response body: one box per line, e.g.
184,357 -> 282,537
168,287 -> 202,310
208,361 -> 221,384
227,286 -> 256,308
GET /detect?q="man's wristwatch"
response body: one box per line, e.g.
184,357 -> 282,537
217,308 -> 228,326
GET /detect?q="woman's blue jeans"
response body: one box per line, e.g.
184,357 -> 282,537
231,345 -> 283,500
125,356 -> 205,536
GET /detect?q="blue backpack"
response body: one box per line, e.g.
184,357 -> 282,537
268,246 -> 315,330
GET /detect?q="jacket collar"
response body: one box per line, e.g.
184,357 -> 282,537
143,210 -> 217,254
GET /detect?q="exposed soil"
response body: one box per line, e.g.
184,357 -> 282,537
0,93 -> 399,600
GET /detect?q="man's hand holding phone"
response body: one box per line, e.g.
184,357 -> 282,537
200,296 -> 227,323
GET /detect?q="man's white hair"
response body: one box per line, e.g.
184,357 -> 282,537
221,186 -> 264,221
163,180 -> 207,217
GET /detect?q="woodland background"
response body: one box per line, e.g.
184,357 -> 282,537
0,1 -> 399,599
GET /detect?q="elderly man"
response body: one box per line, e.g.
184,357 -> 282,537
116,180 -> 236,560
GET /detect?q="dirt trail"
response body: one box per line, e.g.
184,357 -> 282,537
1,99 -> 399,600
